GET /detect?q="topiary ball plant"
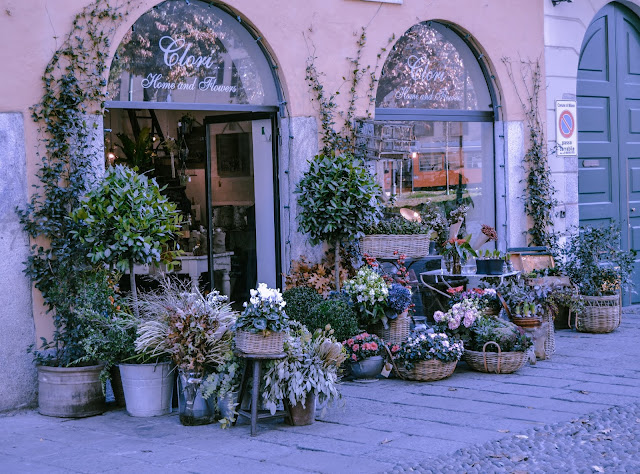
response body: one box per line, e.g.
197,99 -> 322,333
282,287 -> 324,329
307,299 -> 360,343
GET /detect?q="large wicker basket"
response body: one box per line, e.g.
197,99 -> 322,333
372,311 -> 410,345
396,359 -> 457,381
361,234 -> 430,259
464,341 -> 527,374
575,294 -> 621,333
235,330 -> 285,355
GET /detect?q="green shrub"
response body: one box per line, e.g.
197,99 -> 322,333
282,287 -> 323,328
307,300 -> 360,343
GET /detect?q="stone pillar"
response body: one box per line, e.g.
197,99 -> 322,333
0,112 -> 36,411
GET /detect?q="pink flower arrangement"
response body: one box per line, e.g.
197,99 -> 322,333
342,332 -> 384,362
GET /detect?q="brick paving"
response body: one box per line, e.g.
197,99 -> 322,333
1,307 -> 639,473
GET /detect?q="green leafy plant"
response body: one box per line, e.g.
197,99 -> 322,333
307,299 -> 360,343
201,351 -> 244,429
468,317 -> 532,353
235,283 -> 289,334
116,127 -> 154,173
365,216 -> 430,235
70,164 -> 181,316
262,322 -> 345,414
18,0 -> 131,367
443,236 -> 477,262
558,225 -> 635,296
295,151 -> 382,290
282,287 -> 324,327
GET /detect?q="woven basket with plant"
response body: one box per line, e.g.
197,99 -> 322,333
235,283 -> 289,355
388,332 -> 463,381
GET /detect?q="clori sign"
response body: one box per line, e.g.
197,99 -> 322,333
555,100 -> 578,156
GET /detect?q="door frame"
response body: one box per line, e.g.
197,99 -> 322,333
203,112 -> 281,292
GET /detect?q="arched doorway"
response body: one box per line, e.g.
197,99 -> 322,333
368,21 -> 498,240
577,2 -> 640,303
106,0 -> 282,305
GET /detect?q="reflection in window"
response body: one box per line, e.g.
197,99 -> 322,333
108,0 -> 278,106
376,23 -> 491,111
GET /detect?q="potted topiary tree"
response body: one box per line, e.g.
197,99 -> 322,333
70,164 -> 181,318
559,225 -> 635,333
295,151 -> 382,291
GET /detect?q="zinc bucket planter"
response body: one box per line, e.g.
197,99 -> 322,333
38,364 -> 106,418
119,362 -> 174,417
350,355 -> 385,379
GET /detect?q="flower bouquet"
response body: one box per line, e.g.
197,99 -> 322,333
433,297 -> 482,345
391,332 -> 463,381
235,283 -> 289,354
472,224 -> 498,251
342,332 -> 385,378
343,266 -> 389,326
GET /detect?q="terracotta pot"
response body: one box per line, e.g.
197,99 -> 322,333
285,392 -> 316,426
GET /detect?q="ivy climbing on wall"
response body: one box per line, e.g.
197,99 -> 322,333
18,0 -> 131,363
503,58 -> 559,248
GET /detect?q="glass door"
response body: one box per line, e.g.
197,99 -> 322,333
204,115 -> 277,307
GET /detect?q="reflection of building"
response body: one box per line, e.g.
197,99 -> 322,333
2,0 -> 626,410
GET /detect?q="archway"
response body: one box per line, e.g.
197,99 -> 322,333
106,0 -> 282,305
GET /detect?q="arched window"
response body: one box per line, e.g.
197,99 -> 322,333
108,0 -> 279,107
367,22 -> 496,243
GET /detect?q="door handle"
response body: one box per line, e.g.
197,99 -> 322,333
632,208 -> 636,212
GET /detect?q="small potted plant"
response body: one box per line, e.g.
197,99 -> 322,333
201,351 -> 244,428
235,283 -> 289,354
132,276 -> 237,425
379,283 -> 413,345
262,322 -> 345,425
463,317 -> 532,374
475,249 -> 506,275
390,332 -> 464,381
559,225 -> 635,333
447,287 -> 501,317
342,332 -> 385,379
432,296 -> 482,345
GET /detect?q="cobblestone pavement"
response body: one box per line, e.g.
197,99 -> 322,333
1,308 -> 639,473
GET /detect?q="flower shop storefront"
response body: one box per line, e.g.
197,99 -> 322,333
105,0 -> 283,304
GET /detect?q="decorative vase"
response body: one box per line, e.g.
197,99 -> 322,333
452,255 -> 462,275
38,364 -> 106,418
350,355 -> 384,379
177,370 -> 216,426
285,392 -> 316,426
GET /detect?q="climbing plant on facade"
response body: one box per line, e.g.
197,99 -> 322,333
503,58 -> 558,247
18,0 -> 132,364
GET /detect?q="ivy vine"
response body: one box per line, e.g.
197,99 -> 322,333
18,0 -> 131,365
304,27 -> 393,156
503,58 -> 558,248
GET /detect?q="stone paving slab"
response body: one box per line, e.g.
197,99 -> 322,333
1,311 -> 639,473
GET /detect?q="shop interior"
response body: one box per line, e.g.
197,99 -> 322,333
105,108 -> 258,306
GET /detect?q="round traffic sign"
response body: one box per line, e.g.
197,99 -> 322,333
559,110 -> 575,139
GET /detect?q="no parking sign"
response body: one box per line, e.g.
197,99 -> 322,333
556,100 -> 578,156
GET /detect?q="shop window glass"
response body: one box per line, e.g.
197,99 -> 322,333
376,23 -> 491,110
108,0 -> 278,106
369,22 -> 495,240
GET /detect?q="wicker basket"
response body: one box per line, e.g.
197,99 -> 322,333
361,234 -> 430,259
464,341 -> 528,374
396,359 -> 457,381
482,307 -> 501,317
543,311 -> 555,359
235,330 -> 285,355
372,311 -> 410,345
575,294 -> 621,333
512,317 -> 542,328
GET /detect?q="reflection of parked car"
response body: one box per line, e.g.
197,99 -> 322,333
411,148 -> 482,190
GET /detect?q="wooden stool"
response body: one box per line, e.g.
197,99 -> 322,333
233,351 -> 289,436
